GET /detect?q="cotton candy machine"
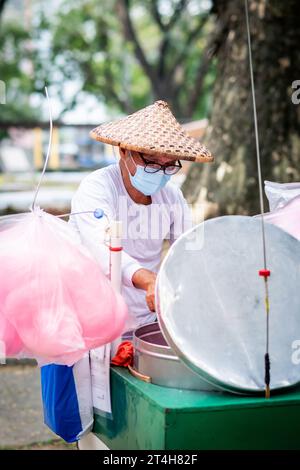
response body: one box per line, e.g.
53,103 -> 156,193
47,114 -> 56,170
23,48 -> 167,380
130,216 -> 300,395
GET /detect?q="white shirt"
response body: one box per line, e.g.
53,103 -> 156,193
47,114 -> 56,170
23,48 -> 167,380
69,164 -> 192,331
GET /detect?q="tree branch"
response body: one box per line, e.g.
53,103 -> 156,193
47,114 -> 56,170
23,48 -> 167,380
150,1 -> 167,32
167,13 -> 209,82
93,12 -> 135,113
168,0 -> 188,30
103,62 -> 134,113
117,0 -> 160,95
182,18 -> 226,116
88,53 -> 133,114
158,35 -> 170,79
157,2 -> 195,86
150,0 -> 188,32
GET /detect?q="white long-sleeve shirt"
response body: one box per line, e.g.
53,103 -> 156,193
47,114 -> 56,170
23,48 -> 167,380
69,163 -> 192,330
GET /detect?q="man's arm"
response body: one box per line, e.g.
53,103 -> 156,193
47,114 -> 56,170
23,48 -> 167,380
132,268 -> 157,312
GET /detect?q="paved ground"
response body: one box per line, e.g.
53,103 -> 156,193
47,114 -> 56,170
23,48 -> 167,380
0,364 -> 75,450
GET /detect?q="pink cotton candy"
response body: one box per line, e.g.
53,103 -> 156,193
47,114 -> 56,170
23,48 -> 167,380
4,280 -> 86,359
0,313 -> 23,356
64,261 -> 127,350
0,209 -> 128,365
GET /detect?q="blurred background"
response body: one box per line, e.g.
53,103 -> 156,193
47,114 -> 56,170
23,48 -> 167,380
1,0 -> 298,219
0,0 -> 299,450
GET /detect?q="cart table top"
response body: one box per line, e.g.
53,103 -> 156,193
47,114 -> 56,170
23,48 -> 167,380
93,367 -> 300,450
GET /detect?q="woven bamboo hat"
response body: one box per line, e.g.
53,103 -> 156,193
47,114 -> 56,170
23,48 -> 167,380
90,100 -> 213,163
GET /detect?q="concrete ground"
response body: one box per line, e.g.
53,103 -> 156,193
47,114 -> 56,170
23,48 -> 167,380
0,363 -> 75,450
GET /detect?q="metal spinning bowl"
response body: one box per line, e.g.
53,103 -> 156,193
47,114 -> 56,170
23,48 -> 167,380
156,215 -> 300,394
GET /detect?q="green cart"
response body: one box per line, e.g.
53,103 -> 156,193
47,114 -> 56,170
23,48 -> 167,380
89,367 -> 300,450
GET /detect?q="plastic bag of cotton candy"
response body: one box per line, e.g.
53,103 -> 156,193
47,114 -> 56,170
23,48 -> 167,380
0,208 -> 128,366
253,181 -> 300,241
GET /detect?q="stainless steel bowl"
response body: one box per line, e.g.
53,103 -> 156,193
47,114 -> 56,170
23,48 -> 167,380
132,322 -> 216,391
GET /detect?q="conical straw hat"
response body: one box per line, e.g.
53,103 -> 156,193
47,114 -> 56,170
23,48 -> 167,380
90,100 -> 213,163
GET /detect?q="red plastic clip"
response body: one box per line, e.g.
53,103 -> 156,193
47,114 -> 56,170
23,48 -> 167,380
259,269 -> 271,278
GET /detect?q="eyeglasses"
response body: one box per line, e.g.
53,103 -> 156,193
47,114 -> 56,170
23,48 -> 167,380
139,154 -> 182,175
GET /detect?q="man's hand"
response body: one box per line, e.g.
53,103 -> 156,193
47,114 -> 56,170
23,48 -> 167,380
132,269 -> 157,312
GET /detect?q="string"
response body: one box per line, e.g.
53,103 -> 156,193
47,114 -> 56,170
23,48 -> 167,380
244,0 -> 271,398
56,209 -> 109,228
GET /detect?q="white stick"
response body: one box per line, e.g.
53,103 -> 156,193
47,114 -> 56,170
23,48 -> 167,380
109,221 -> 122,293
109,221 -> 123,356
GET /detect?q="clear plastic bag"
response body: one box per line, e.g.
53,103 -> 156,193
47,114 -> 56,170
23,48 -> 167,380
264,180 -> 300,211
0,208 -> 128,365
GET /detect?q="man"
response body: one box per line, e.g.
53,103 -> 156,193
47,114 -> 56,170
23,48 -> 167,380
69,100 -> 213,336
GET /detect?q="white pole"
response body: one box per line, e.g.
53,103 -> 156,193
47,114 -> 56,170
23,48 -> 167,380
79,220 -> 123,450
109,220 -> 123,356
109,220 -> 122,293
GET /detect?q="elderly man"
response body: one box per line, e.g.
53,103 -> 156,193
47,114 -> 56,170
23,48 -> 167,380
69,100 -> 213,336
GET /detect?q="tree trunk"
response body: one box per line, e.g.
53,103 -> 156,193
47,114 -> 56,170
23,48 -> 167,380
0,0 -> 8,23
182,0 -> 300,217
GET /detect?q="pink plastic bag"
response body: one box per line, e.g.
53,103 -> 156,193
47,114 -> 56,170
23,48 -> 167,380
0,208 -> 128,365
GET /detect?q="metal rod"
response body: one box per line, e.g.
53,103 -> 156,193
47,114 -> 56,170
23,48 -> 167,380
56,210 -> 97,218
244,0 -> 270,398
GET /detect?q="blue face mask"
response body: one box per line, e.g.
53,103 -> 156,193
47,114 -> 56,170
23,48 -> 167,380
125,154 -> 171,196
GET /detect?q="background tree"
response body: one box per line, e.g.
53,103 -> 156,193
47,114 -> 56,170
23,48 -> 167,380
1,0 -> 217,126
40,0 -> 215,118
2,0 -> 299,218
182,0 -> 300,216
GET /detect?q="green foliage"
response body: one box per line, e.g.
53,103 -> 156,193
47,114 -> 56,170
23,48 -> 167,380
41,0 -> 154,115
0,20 -> 41,123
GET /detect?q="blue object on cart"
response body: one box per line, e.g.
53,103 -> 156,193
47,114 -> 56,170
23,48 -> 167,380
40,355 -> 93,443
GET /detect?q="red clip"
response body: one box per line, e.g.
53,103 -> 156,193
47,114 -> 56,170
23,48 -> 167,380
259,269 -> 271,278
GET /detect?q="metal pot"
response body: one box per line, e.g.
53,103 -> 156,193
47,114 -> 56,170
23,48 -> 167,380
130,322 -> 216,391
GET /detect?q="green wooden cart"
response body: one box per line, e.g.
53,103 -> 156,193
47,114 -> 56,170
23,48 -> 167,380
89,366 -> 300,450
